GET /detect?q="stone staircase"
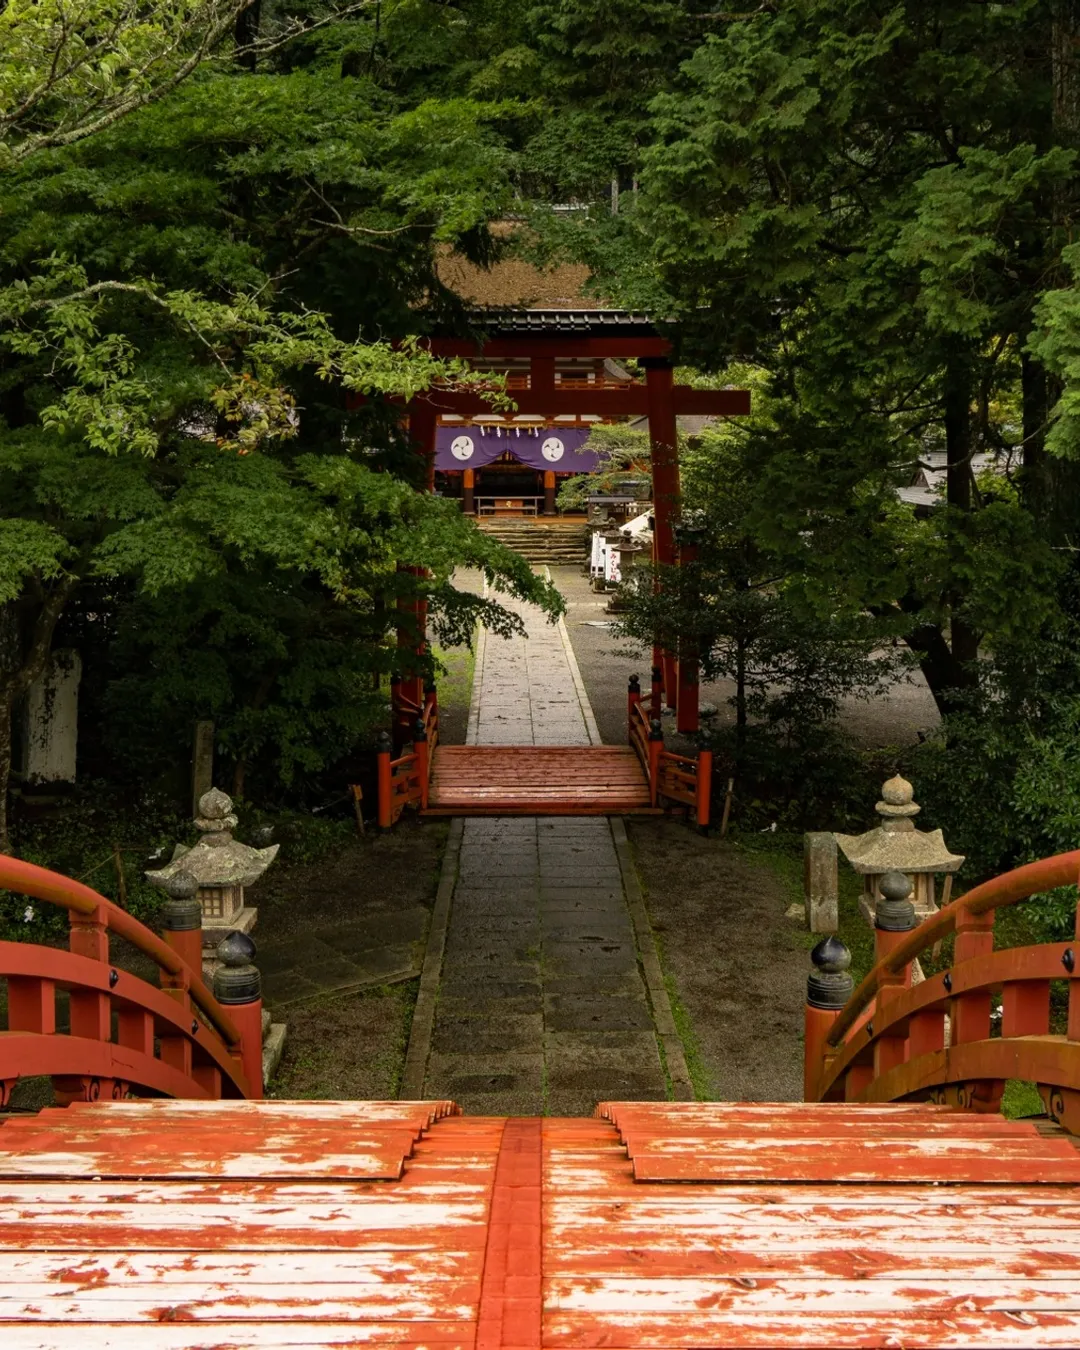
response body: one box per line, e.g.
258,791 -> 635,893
476,516 -> 588,565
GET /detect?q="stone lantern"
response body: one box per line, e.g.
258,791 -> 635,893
835,774 -> 964,926
146,787 -> 278,955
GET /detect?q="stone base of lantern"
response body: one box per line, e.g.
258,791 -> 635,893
201,905 -> 258,973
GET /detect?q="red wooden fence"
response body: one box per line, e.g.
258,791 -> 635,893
0,855 -> 260,1106
628,675 -> 712,829
378,684 -> 439,828
804,850 -> 1080,1135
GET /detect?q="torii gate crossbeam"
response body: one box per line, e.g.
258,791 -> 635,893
392,310 -> 751,736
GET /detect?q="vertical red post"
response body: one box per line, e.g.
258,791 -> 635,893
463,467 -> 475,515
376,731 -> 393,831
804,937 -> 853,1100
530,354 -> 556,398
68,904 -> 110,1042
413,717 -> 429,811
872,930 -> 913,1079
695,748 -> 712,832
951,905 -> 995,1044
161,881 -> 204,978
7,976 -> 55,1034
870,874 -> 917,1080
1069,875 -> 1080,1042
644,360 -> 680,711
212,932 -> 264,1100
543,469 -> 557,516
649,663 -> 663,720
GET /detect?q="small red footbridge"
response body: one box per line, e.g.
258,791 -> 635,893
377,673 -> 713,826
1,850 -> 1080,1344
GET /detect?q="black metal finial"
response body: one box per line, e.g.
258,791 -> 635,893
807,936 -> 854,1010
629,674 -> 641,694
651,665 -> 662,683
875,870 -> 917,932
213,930 -> 261,1005
649,717 -> 663,741
414,716 -> 427,741
159,870 -> 202,932
376,730 -> 392,754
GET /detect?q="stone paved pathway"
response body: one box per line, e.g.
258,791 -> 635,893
420,591 -> 668,1115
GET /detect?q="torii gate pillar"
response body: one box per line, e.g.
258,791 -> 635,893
644,359 -> 696,731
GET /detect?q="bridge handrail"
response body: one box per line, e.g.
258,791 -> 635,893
826,850 -> 1080,1049
0,854 -> 242,1048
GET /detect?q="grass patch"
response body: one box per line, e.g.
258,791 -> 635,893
432,641 -> 476,712
1002,1080 -> 1044,1119
663,970 -> 711,1100
729,829 -> 875,982
268,979 -> 419,1100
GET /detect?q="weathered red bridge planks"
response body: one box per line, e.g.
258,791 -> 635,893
424,745 -> 659,816
3,1098 -> 1080,1345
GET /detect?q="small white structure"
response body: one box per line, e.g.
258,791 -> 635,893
590,511 -> 653,585
22,649 -> 81,784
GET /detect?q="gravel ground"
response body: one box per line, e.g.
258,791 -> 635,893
548,565 -> 941,754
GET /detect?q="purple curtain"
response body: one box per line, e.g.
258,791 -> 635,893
434,424 -> 598,473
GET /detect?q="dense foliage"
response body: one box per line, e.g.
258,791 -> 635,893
5,1 -> 1080,899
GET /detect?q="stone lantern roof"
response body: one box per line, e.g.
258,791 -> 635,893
834,774 -> 964,876
146,788 -> 278,890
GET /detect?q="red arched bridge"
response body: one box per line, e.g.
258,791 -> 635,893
1,848 -> 1079,1344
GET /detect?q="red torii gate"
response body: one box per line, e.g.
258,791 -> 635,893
396,310 -> 750,735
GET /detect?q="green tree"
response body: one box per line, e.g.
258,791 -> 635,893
0,4 -> 563,850
576,1 -> 1075,716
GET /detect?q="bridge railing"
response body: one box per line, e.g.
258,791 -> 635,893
628,675 -> 712,829
804,850 -> 1080,1134
0,854 -> 261,1107
377,684 -> 439,828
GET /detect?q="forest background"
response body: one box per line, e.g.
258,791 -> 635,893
4,1 -> 1080,938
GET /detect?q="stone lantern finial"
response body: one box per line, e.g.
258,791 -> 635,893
875,774 -> 920,832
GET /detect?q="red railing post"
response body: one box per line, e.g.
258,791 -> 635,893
648,717 -> 663,808
376,730 -> 393,831
67,902 -> 110,1041
159,870 -> 203,976
7,973 -> 55,1035
213,932 -> 263,1099
804,937 -> 853,1100
1070,872 -> 1080,1043
872,872 -> 917,1079
413,716 -> 429,811
952,904 -> 995,1045
695,748 -> 712,833
627,674 -> 641,741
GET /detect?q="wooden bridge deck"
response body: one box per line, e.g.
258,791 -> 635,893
2,1099 -> 1080,1346
423,745 -> 660,815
